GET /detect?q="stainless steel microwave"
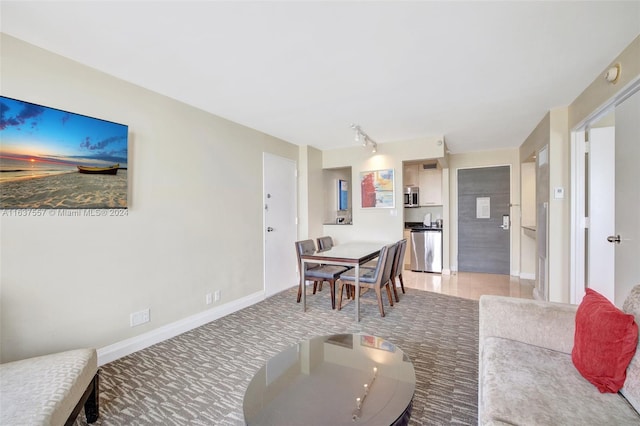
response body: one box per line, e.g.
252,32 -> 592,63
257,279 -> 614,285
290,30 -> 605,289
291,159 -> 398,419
404,186 -> 419,207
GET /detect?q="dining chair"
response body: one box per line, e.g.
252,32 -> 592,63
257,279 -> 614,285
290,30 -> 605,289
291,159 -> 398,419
295,239 -> 350,309
389,238 -> 408,301
315,236 -> 355,299
316,236 -> 334,252
337,243 -> 397,317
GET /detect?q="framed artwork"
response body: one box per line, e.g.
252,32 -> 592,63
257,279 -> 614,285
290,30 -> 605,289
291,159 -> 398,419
0,96 -> 128,209
360,168 -> 394,208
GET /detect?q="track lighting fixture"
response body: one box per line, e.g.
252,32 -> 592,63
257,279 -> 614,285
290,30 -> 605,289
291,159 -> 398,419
350,124 -> 378,153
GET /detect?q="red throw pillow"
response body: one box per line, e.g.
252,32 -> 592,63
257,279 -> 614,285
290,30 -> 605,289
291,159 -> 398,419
572,288 -> 638,393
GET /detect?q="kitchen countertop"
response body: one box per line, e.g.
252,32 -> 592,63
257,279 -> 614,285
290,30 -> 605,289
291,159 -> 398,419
404,222 -> 442,231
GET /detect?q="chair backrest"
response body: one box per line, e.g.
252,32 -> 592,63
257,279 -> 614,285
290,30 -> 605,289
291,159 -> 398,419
391,239 -> 407,279
317,236 -> 334,252
362,243 -> 397,287
379,243 -> 398,288
295,240 -> 317,271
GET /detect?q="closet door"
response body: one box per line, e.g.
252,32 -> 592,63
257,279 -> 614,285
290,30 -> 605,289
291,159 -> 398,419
613,90 -> 640,306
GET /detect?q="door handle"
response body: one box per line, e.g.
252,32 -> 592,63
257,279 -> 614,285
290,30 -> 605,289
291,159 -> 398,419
267,227 -> 274,232
607,235 -> 621,244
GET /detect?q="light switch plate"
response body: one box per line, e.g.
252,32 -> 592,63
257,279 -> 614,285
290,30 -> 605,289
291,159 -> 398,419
554,187 -> 565,199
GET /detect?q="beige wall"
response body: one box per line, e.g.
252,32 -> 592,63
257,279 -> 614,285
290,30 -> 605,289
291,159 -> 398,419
297,145 -> 324,240
448,150 -> 522,276
321,137 -> 445,247
518,107 -> 570,302
517,35 -> 640,303
520,112 -> 551,162
0,34 -> 298,362
548,108 -> 570,302
570,35 -> 640,129
520,162 -> 536,278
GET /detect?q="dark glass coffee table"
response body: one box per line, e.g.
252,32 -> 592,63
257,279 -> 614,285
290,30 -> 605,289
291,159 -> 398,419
243,334 -> 415,425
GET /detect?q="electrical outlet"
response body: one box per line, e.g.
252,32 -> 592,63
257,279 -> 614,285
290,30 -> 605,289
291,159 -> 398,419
214,290 -> 221,302
206,293 -> 213,305
130,308 -> 150,327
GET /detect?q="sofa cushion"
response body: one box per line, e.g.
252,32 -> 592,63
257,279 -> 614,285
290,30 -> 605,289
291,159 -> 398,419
572,288 -> 638,393
622,284 -> 640,412
480,337 -> 640,425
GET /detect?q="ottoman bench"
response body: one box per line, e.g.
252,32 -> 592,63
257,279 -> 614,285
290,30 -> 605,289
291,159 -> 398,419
0,348 -> 99,425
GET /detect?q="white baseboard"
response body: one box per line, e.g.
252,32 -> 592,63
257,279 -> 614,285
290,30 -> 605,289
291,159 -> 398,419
510,270 -> 520,277
97,290 -> 265,366
442,268 -> 451,275
520,272 -> 536,280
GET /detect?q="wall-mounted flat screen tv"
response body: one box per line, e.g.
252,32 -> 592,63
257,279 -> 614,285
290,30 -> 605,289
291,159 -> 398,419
0,96 -> 128,209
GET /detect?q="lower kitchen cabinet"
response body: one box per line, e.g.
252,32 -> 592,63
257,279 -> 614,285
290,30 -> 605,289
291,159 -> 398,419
403,229 -> 411,268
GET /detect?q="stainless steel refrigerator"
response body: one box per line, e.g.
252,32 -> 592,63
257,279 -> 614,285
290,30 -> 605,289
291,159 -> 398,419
410,229 -> 443,273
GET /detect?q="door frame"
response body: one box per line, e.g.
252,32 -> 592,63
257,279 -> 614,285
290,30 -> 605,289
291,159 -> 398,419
570,77 -> 640,304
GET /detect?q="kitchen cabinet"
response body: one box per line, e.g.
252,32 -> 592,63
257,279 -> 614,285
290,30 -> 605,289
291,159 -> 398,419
418,168 -> 442,205
403,229 -> 411,268
403,164 -> 420,187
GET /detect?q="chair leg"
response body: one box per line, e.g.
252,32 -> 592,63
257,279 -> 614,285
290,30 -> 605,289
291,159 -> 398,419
392,277 -> 400,302
65,371 -> 99,426
337,281 -> 344,310
375,287 -> 385,317
329,280 -> 336,309
312,281 -> 318,294
385,283 -> 394,306
399,273 -> 405,293
297,281 -> 302,303
84,373 -> 99,423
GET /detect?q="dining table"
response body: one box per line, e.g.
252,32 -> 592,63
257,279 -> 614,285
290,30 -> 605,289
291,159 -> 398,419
300,241 -> 390,322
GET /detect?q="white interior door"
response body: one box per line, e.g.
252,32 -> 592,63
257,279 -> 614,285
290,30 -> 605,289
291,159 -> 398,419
588,126 -> 615,301
613,90 -> 640,307
263,153 -> 297,297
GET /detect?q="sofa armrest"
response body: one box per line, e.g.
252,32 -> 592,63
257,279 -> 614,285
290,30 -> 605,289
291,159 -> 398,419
479,295 -> 578,355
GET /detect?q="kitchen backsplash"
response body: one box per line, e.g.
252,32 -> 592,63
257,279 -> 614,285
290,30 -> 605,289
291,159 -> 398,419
404,206 -> 443,222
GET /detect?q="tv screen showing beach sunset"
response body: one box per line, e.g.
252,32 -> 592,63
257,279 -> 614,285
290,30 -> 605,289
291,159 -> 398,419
0,96 -> 128,209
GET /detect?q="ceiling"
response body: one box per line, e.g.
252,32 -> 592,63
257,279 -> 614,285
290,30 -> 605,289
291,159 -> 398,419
1,1 -> 639,153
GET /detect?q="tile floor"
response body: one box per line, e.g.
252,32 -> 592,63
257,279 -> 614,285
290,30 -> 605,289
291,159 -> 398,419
402,269 -> 534,301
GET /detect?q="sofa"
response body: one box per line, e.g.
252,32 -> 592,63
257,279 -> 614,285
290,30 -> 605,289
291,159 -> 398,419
479,285 -> 640,425
0,348 -> 99,425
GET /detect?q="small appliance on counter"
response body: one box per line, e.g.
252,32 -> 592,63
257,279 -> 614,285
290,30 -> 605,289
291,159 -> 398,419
423,213 -> 431,226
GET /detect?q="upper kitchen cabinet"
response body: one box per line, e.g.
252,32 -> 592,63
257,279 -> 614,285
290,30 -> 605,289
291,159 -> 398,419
404,164 -> 420,187
403,161 -> 443,206
418,164 -> 442,206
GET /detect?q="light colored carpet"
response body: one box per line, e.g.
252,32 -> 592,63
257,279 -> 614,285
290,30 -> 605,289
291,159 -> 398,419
74,285 -> 479,425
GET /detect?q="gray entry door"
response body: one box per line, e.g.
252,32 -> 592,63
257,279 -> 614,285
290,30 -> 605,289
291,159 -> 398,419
458,166 -> 510,274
